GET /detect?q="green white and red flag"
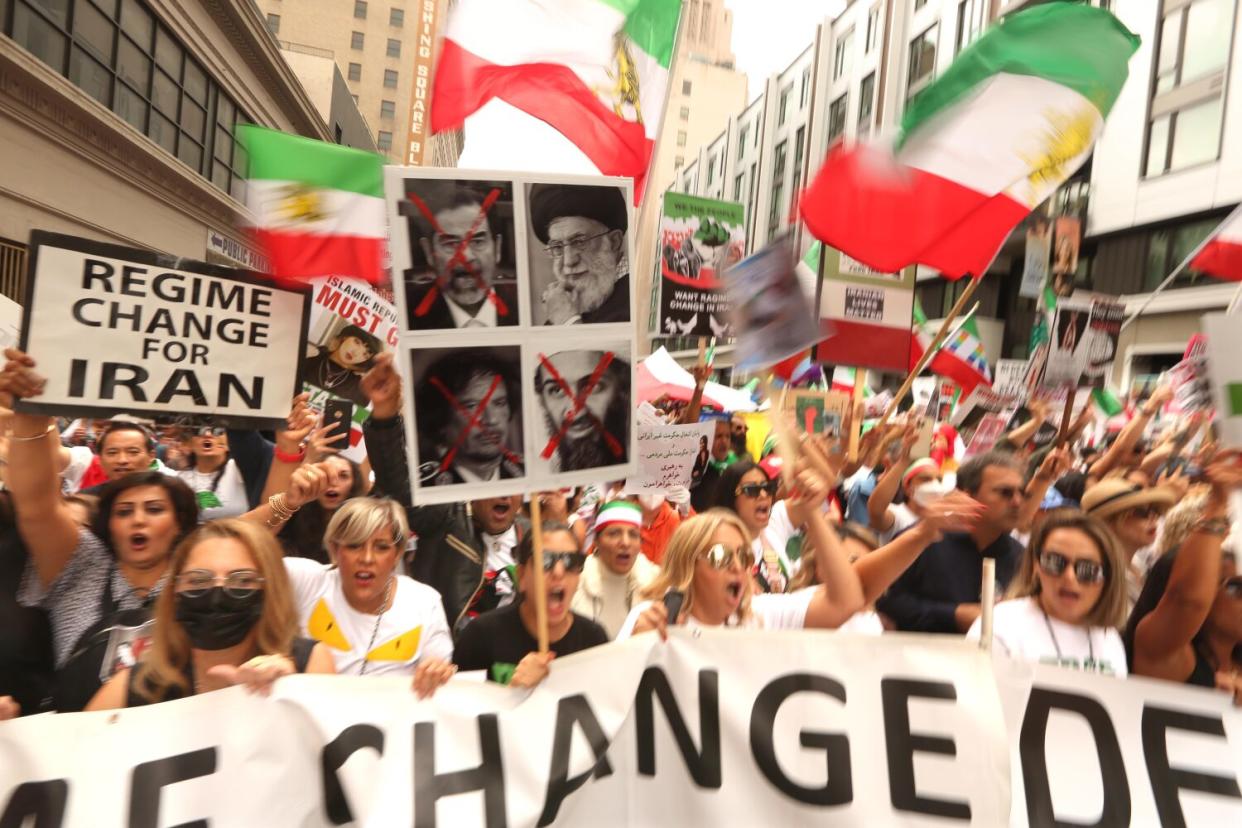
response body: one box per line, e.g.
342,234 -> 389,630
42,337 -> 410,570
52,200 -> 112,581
1191,209 -> 1242,282
800,2 -> 1138,279
236,125 -> 386,284
430,0 -> 680,199
909,298 -> 993,397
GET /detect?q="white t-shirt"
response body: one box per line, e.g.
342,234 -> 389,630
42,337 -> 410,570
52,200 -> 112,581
877,503 -> 919,546
966,596 -> 1127,677
283,557 -> 453,676
178,459 -> 249,521
615,591 -> 815,640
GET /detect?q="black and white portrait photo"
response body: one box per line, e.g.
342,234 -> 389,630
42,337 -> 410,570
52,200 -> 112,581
531,344 -> 631,474
410,346 -> 524,488
526,182 -> 631,325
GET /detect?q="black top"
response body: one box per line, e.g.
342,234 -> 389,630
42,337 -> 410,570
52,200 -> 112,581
405,280 -> 520,330
876,531 -> 1024,633
580,274 -> 630,324
452,602 -> 608,685
0,512 -> 53,714
124,637 -> 317,707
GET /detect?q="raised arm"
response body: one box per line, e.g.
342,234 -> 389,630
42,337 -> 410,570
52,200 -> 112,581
0,349 -> 82,586
1089,386 -> 1169,481
867,426 -> 917,532
1017,447 -> 1071,534
360,354 -> 413,508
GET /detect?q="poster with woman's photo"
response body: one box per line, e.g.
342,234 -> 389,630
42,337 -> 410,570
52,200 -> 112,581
1042,296 -> 1122,389
301,276 -> 399,463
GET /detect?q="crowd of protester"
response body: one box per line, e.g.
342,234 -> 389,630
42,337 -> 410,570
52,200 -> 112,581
1,345 -> 1240,722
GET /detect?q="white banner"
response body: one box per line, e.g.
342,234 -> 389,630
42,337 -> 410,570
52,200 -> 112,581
2,633 -> 1239,827
1203,313 -> 1242,445
16,232 -> 310,428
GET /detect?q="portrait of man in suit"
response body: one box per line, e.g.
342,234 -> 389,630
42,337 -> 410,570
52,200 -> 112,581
400,179 -> 520,330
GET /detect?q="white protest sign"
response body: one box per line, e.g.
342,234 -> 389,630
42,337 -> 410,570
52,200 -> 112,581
994,359 -> 1032,396
16,232 -> 309,428
1203,313 -> 1242,445
0,294 -> 21,350
4,633 -> 1240,826
623,421 -> 715,494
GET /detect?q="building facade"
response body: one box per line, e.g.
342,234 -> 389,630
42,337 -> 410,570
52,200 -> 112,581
0,0 -> 333,294
279,44 -> 377,153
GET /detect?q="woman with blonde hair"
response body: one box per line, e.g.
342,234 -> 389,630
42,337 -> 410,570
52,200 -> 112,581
968,510 -> 1129,676
282,497 -> 456,695
616,471 -> 863,638
86,520 -> 336,708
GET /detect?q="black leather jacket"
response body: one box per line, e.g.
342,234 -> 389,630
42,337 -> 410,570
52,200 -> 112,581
363,415 -> 527,635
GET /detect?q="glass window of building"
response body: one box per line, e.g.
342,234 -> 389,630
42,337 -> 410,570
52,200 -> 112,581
778,83 -> 791,126
348,62 -> 362,81
384,68 -> 398,88
865,6 -> 880,53
737,123 -> 749,159
390,7 -> 404,26
676,130 -> 687,146
833,26 -> 854,80
387,38 -> 400,57
377,130 -> 392,151
351,31 -> 364,50
768,140 -> 787,240
858,72 -> 875,128
800,67 -> 811,107
827,93 -> 848,142
682,79 -> 692,95
907,25 -> 938,100
791,126 -> 806,197
355,1 -> 368,19
380,100 -> 395,118
680,106 -> 690,120
265,14 -> 278,35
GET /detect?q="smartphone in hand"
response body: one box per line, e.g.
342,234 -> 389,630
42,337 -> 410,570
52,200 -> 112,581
323,399 -> 353,448
662,590 -> 686,624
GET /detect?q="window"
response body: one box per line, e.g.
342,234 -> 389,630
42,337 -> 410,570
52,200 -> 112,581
915,0 -> 928,9
1144,0 -> 1234,177
768,140 -> 787,239
778,83 -> 791,126
6,0 -> 251,197
754,123 -> 760,146
800,67 -> 811,108
355,1 -> 367,19
386,38 -> 400,57
377,130 -> 392,151
734,172 -> 744,201
791,126 -> 806,196
737,124 -> 749,159
682,79 -> 691,95
833,27 -> 854,80
1145,217 -> 1221,290
707,154 -> 716,186
858,72 -> 875,129
348,62 -> 362,81
955,0 -> 968,55
907,25 -> 938,100
827,93 -> 848,142
384,68 -> 398,88
679,106 -> 690,120
351,31 -> 364,50
675,155 -> 684,168
676,130 -> 687,146
380,99 -> 395,118
865,6 -> 880,53
390,7 -> 403,26
266,14 -> 279,35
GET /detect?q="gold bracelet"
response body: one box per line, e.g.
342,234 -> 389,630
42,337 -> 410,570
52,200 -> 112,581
9,424 -> 56,442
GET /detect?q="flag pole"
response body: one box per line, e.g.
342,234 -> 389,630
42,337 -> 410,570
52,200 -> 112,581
1054,384 -> 1077,448
529,498 -> 550,653
1120,202 -> 1242,332
760,377 -> 798,489
979,558 -> 996,652
878,274 -> 985,430
848,368 -> 867,462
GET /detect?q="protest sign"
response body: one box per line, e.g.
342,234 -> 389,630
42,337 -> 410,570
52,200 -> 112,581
1042,297 -> 1122,389
385,168 -> 638,503
622,420 -> 715,494
655,193 -> 744,338
912,376 -> 937,413
723,234 -> 820,372
953,386 -> 1020,444
4,632 -> 1239,827
301,277 -> 401,462
1051,216 -> 1081,297
15,232 -> 309,428
0,294 -> 21,350
1202,313 -> 1242,445
813,245 -> 916,373
782,389 -> 852,437
1019,215 -> 1052,299
965,413 -> 1009,457
994,359 -> 1033,397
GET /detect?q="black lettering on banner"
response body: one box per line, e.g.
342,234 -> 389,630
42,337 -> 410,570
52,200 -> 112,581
881,678 -> 971,820
538,695 -> 614,827
220,375 -> 263,410
71,298 -> 103,327
127,747 -> 216,828
153,370 -> 208,406
321,724 -> 384,825
94,362 -> 148,402
81,258 -> 113,290
0,779 -> 67,828
635,667 -> 722,788
1141,706 -> 1242,828
413,715 -> 506,828
749,673 -> 852,806
1019,687 -> 1130,827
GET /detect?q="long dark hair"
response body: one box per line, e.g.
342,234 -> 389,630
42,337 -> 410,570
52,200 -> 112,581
91,472 -> 199,557
281,457 -> 367,563
708,458 -> 766,514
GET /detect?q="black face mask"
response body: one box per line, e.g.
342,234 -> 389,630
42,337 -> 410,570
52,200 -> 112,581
174,587 -> 265,651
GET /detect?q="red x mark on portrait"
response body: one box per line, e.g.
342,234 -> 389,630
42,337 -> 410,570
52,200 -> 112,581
428,373 -> 511,473
408,188 -> 510,319
537,351 -> 625,461
427,374 -> 522,469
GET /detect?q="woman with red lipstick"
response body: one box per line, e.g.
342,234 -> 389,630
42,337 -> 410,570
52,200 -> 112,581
177,425 -> 249,521
968,511 -> 1128,676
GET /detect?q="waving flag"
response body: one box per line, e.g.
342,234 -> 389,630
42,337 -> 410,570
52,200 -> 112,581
1191,209 -> 1242,282
237,126 -> 385,284
431,0 -> 680,198
910,299 -> 992,397
800,3 -> 1138,279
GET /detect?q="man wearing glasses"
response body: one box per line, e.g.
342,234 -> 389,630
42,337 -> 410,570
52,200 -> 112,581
402,183 -> 519,330
529,183 -> 630,325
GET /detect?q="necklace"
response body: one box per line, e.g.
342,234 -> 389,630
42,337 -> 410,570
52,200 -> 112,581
1041,607 -> 1093,663
317,358 -> 352,391
359,577 -> 395,676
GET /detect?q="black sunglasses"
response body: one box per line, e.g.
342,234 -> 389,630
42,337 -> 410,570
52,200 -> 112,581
537,552 -> 586,573
1126,505 -> 1163,519
1038,551 -> 1105,584
195,426 -> 227,438
737,481 -> 779,499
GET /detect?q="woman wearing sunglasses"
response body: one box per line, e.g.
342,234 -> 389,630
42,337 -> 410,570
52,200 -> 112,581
618,471 -> 863,638
453,521 -> 608,688
709,459 -> 791,593
1126,453 -> 1242,703
176,425 -> 251,521
86,520 -> 336,709
968,511 -> 1128,675
1081,478 -> 1175,611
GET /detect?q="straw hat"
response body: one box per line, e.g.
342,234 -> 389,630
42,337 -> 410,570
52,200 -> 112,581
1081,479 -> 1176,520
